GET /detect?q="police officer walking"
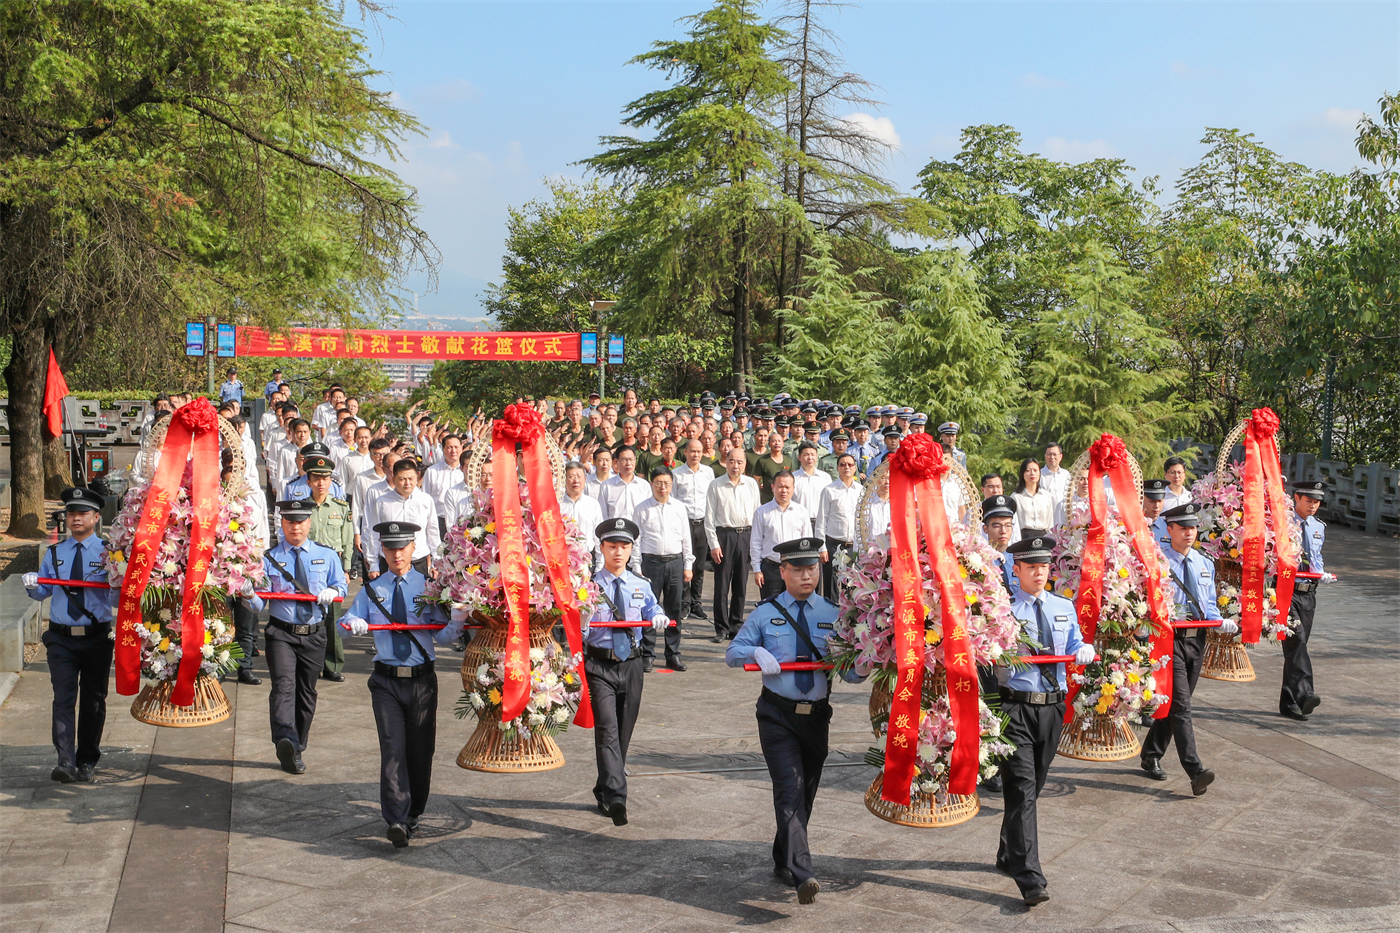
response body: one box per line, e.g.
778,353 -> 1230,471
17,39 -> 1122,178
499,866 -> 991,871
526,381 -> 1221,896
302,453 -> 355,683
1281,481 -> 1331,720
583,518 -> 670,826
239,499 -> 347,775
23,488 -> 114,783
726,538 -> 853,906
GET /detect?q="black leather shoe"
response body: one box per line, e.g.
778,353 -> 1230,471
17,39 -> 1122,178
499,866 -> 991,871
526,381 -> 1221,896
1022,886 -> 1050,906
709,635 -> 725,644
797,878 -> 820,905
1140,757 -> 1168,781
407,815 -> 420,834
292,753 -> 307,775
690,609 -> 708,621
773,866 -> 797,887
666,658 -> 687,672
1300,695 -> 1322,715
75,763 -> 96,783
1190,768 -> 1215,796
994,859 -> 1012,876
642,659 -> 654,673
608,801 -> 628,826
237,669 -> 262,686
980,774 -> 1003,793
276,738 -> 300,775
51,764 -> 78,784
322,671 -> 345,683
387,823 -> 410,848
1280,705 -> 1310,721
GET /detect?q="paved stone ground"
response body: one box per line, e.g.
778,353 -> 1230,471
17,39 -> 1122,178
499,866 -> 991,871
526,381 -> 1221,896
2,526 -> 1397,933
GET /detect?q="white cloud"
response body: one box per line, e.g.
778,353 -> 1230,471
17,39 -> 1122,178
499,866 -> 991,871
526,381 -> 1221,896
839,112 -> 901,150
428,131 -> 455,149
1043,137 -> 1116,162
1319,107 -> 1364,130
1020,72 -> 1069,90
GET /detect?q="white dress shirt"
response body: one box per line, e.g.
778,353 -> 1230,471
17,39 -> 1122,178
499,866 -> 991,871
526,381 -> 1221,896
1164,486 -> 1192,511
362,487 -> 441,559
672,462 -> 715,521
598,474 -> 652,523
312,402 -> 338,439
791,467 -> 832,519
1038,466 -> 1070,506
814,479 -> 863,543
633,496 -> 694,569
258,410 -> 280,446
349,469 -> 386,534
585,472 -> 612,500
271,442 -> 300,498
704,473 -> 761,550
357,476 -> 392,536
750,499 -> 824,567
868,491 -> 891,538
560,492 -> 603,554
338,450 -> 374,489
421,461 -> 465,512
1012,488 -> 1056,533
440,482 -> 474,530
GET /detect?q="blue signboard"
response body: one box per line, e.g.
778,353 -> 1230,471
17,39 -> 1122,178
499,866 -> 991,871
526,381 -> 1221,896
216,323 -> 237,358
607,334 -> 624,365
580,331 -> 598,365
185,321 -> 206,357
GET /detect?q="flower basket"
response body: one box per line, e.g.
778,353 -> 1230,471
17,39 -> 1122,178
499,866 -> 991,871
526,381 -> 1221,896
132,675 -> 231,727
1200,558 -> 1256,682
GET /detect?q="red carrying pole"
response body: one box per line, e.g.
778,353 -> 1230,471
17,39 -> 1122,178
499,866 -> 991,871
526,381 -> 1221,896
36,578 -> 109,589
742,661 -> 832,671
589,619 -> 678,629
1172,620 -> 1223,629
254,592 -> 344,603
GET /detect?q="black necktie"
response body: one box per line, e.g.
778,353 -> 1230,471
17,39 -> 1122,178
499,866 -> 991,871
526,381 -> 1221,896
69,541 -> 87,623
1034,598 -> 1059,691
1182,557 -> 1203,618
795,600 -> 814,692
391,576 -> 413,662
611,578 -> 629,660
293,547 -> 313,623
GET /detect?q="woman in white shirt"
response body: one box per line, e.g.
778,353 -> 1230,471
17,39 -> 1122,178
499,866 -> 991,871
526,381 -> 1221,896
1011,457 -> 1056,533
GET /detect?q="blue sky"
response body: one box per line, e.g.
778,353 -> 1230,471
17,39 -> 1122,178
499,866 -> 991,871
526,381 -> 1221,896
360,1 -> 1398,325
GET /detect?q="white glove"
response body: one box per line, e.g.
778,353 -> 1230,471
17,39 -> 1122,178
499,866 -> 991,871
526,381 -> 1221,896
1074,645 -> 1096,665
238,579 -> 256,599
22,572 -> 39,590
450,605 -> 469,623
345,617 -> 370,636
753,646 -> 782,676
316,587 -> 339,607
652,615 -> 668,633
1322,573 -> 1337,584
1218,619 -> 1239,635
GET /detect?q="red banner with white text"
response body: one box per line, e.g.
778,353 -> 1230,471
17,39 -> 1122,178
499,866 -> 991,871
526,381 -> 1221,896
236,328 -> 581,361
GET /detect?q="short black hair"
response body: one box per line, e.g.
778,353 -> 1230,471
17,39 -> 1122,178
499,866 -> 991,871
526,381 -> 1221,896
369,438 -> 392,452
773,469 -> 795,484
1046,441 -> 1063,453
1164,455 -> 1186,470
287,418 -> 311,433
650,466 -> 673,480
981,473 -> 1001,486
391,458 -> 419,476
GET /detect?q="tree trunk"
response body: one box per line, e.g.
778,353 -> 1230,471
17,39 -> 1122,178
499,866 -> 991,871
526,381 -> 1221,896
44,432 -> 71,497
732,215 -> 750,394
4,324 -> 50,538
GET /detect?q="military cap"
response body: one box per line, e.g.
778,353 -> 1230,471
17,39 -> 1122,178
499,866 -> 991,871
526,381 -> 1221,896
1162,502 -> 1202,526
775,537 -> 822,566
803,422 -> 822,434
911,413 -> 928,426
899,406 -> 914,417
304,454 -> 335,475
865,406 -> 881,417
1008,530 -> 1055,562
299,441 -> 332,457
596,517 -> 640,544
851,420 -> 872,432
936,421 -> 960,435
880,405 -> 898,416
1293,480 -> 1326,500
719,397 -> 736,410
828,430 -> 850,443
882,426 -> 904,438
61,487 -> 104,512
981,495 -> 1017,520
774,416 -> 791,428
277,499 -> 316,522
783,399 -> 801,410
1142,478 -> 1168,500
738,394 -> 752,404
374,521 -> 420,547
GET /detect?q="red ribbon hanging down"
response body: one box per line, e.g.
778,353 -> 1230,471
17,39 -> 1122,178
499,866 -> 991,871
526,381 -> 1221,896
491,404 -> 592,726
1240,408 -> 1297,644
883,435 -> 979,805
114,398 -> 221,704
1065,435 -> 1174,722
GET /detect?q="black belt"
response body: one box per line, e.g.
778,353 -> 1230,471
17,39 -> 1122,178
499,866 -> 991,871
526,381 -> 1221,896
268,618 -> 323,637
761,686 -> 830,715
584,644 -> 640,664
374,660 -> 435,678
645,553 -> 683,562
48,622 -> 111,637
1000,688 -> 1065,706
717,525 -> 751,533
689,517 -> 705,525
1294,579 -> 1317,594
826,536 -> 853,549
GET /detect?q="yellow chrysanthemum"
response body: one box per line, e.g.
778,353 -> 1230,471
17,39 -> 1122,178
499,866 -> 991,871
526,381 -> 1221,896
965,592 -> 977,605
485,522 -> 497,533
204,631 -> 213,645
924,629 -> 940,645
959,567 -> 968,580
1143,689 -> 1154,701
1100,682 -> 1115,695
1229,547 -> 1240,558
468,565 -> 481,576
111,550 -> 125,563
1063,588 -> 1074,599
1128,649 -> 1141,662
1117,567 -> 1130,579
1127,672 -> 1140,684
487,688 -> 502,705
228,521 -> 240,532
563,673 -> 575,684
1095,700 -> 1110,714
577,587 -> 589,601
158,638 -> 170,652
147,622 -> 161,633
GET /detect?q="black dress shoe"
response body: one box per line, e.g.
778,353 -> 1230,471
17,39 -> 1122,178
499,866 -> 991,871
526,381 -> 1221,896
1190,768 -> 1215,796
1022,886 -> 1050,906
51,764 -> 78,784
709,635 -> 725,644
608,801 -> 628,826
237,669 -> 262,686
797,878 -> 820,905
1300,695 -> 1322,715
666,658 -> 687,672
292,753 -> 307,775
276,738 -> 300,775
1140,757 -> 1168,781
321,671 -> 345,683
690,609 -> 708,621
407,815 -> 420,833
75,763 -> 96,783
387,823 -> 410,848
980,774 -> 1003,793
773,866 -> 797,887
1280,705 -> 1310,721
642,659 -> 654,673
994,859 -> 1012,876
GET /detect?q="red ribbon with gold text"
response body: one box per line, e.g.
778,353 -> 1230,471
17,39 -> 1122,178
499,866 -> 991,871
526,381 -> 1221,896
114,398 -> 221,705
492,405 -> 592,727
883,435 -> 979,804
1066,435 -> 1174,721
1240,408 -> 1296,644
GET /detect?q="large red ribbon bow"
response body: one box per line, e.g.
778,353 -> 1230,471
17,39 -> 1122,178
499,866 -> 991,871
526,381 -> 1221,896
1068,434 -> 1173,721
491,404 -> 592,727
883,434 -> 979,804
1240,408 -> 1296,643
115,398 -> 221,704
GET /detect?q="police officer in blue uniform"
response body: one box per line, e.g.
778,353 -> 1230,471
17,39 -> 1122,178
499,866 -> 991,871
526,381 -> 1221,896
1282,480 -> 1331,721
584,518 -> 669,826
865,426 -> 903,478
342,521 -> 468,848
976,495 -> 1020,794
726,538 -> 855,906
23,488 -> 115,783
283,442 -> 346,501
240,499 -> 347,775
1142,479 -> 1170,550
994,533 -> 1095,906
1139,502 -> 1237,791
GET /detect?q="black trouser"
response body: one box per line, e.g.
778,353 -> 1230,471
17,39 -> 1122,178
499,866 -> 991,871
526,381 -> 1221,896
1141,629 -> 1205,774
997,699 -> 1065,894
322,600 -> 345,676
368,667 -> 438,826
640,554 -> 683,663
821,537 -> 850,602
1281,589 -> 1317,711
756,692 -> 831,884
264,622 -> 326,751
585,654 -> 643,808
712,527 -> 751,639
230,596 -> 259,671
683,519 -> 707,617
379,556 -> 429,576
758,558 -> 785,602
42,628 -> 113,769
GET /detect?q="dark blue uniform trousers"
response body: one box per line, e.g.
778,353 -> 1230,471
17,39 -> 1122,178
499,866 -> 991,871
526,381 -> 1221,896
756,694 -> 831,884
998,699 -> 1064,895
368,667 -> 438,826
42,629 -> 113,769
585,654 -> 643,808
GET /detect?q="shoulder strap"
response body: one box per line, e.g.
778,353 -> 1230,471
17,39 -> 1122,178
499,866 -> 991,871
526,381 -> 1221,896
268,552 -> 312,596
50,543 -> 103,626
1168,563 -> 1206,621
597,582 -> 625,621
760,596 -> 824,661
363,578 -> 408,627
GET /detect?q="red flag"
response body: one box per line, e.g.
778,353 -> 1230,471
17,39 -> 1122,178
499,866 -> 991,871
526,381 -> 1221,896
43,349 -> 70,437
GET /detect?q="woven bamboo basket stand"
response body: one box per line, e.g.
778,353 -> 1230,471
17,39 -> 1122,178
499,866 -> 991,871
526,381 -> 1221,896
457,612 -> 567,772
1199,420 -> 1257,682
132,675 -> 231,727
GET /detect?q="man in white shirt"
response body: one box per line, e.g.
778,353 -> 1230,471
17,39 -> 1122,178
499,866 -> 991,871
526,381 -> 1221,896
312,387 -> 345,440
705,447 -> 761,641
272,419 -> 313,500
338,426 -> 374,489
560,462 -> 602,569
868,469 -> 892,539
259,391 -> 284,450
420,434 -> 465,537
1163,456 -> 1192,511
791,443 -> 832,526
598,449 -> 650,525
586,447 -> 613,499
672,439 -> 715,622
362,459 -> 441,577
751,471 -> 825,602
632,467 -> 692,673
326,417 -> 357,463
814,453 -> 862,601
